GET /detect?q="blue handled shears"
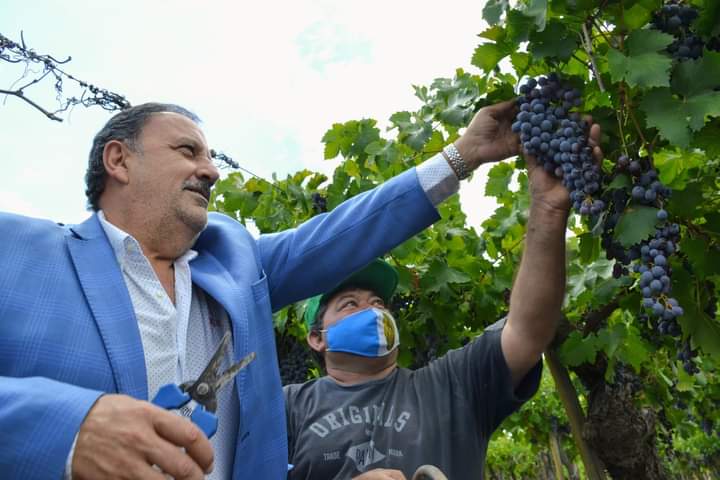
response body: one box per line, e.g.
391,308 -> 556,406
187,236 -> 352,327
152,332 -> 256,438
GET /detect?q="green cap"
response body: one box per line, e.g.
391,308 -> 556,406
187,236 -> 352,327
303,259 -> 398,330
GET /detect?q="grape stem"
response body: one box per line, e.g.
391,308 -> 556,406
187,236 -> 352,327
580,22 -> 606,93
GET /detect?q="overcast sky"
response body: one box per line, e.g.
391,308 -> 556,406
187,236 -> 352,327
1,0 -> 501,229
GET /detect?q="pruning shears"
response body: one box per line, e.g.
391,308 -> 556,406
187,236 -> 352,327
152,331 -> 256,438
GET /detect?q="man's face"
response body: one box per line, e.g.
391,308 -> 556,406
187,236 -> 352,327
126,112 -> 219,234
321,287 -> 386,330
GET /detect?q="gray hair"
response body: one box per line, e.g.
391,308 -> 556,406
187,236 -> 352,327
85,102 -> 200,211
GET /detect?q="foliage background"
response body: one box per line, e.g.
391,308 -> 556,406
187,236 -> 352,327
209,0 -> 720,477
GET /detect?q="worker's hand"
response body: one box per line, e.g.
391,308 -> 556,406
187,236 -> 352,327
353,468 -> 408,480
72,394 -> 214,480
455,99 -> 519,170
525,121 -> 602,215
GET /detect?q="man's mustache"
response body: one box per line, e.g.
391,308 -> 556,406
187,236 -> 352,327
182,180 -> 213,201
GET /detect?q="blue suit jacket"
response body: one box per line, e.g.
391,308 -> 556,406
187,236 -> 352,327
0,168 -> 439,479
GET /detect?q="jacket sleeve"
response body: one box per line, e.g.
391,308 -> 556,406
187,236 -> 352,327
0,376 -> 103,480
258,167 -> 440,310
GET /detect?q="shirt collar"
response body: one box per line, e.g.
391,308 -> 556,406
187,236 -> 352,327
97,210 -> 197,265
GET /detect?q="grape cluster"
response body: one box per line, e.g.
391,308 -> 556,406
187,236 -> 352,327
311,193 -> 327,213
275,331 -> 312,385
650,2 -> 719,61
410,333 -> 446,369
676,339 -> 699,375
603,155 -> 685,329
511,74 -> 604,215
635,221 -> 683,326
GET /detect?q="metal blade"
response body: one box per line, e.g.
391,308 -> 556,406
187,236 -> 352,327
214,351 -> 256,392
192,331 -> 232,386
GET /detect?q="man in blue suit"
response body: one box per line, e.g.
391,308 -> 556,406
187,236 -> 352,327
0,100 -> 520,479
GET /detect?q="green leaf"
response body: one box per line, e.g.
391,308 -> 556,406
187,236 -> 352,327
696,0 -> 720,37
653,148 -> 705,189
626,53 -> 673,89
666,181 -> 703,218
505,9 -> 535,44
607,173 -> 632,190
485,162 -> 515,198
607,48 -> 629,84
614,205 -> 659,247
694,118 -> 720,158
528,19 -> 577,60
584,89 -> 613,110
639,88 -> 717,148
673,268 -> 720,358
622,3 -> 654,30
680,236 -> 720,279
626,29 -> 675,56
578,233 -> 600,265
519,0 -> 547,31
559,331 -> 600,367
482,0 -> 508,25
607,30 -> 674,89
421,259 -> 471,293
671,50 -> 720,97
471,43 -> 513,73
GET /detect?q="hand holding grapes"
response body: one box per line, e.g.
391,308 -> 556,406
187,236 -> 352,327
524,122 -> 602,215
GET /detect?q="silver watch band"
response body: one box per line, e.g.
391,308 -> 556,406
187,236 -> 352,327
442,143 -> 470,180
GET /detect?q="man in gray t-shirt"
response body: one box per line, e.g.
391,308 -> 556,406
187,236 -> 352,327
285,318 -> 541,479
284,121 -> 603,480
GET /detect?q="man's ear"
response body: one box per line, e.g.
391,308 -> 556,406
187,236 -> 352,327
307,330 -> 326,353
103,140 -> 131,185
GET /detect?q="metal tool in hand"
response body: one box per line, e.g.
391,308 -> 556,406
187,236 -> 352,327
152,332 -> 256,438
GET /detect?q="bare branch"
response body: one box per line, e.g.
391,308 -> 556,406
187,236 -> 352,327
580,22 -> 606,92
0,31 -> 130,121
0,88 -> 62,121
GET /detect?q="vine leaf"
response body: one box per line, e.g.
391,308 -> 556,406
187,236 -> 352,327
671,50 -> 720,97
388,112 -> 432,151
607,30 -> 674,89
613,205 -> 659,248
640,88 -> 720,148
519,0 -> 547,31
482,0 -> 509,25
472,42 -> 514,74
528,19 -> 576,60
673,268 -> 720,359
420,259 -> 471,293
559,331 -> 601,367
606,173 -> 631,190
695,0 -> 720,37
485,161 -> 514,198
652,149 -> 705,189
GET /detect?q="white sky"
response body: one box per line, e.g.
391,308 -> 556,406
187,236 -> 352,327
1,0 -> 500,228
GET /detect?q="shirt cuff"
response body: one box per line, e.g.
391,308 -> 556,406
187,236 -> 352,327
415,152 -> 460,206
64,433 -> 79,480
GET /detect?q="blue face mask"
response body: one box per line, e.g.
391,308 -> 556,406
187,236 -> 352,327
321,307 -> 400,357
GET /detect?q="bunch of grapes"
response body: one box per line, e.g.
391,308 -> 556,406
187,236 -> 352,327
676,339 -> 699,375
603,155 -> 686,329
650,1 -> 719,61
410,333 -> 446,369
635,220 -> 684,329
511,73 -> 604,215
275,331 -> 312,385
311,193 -> 327,213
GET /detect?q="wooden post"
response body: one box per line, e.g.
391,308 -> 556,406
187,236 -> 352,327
544,348 -> 607,480
549,430 -> 565,479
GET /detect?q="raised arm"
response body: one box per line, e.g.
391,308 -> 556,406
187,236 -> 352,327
502,123 -> 603,387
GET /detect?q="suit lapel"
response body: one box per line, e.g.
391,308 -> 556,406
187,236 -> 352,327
190,252 -> 250,399
67,215 -> 148,399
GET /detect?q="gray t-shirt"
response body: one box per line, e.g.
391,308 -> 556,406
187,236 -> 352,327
283,327 -> 542,479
